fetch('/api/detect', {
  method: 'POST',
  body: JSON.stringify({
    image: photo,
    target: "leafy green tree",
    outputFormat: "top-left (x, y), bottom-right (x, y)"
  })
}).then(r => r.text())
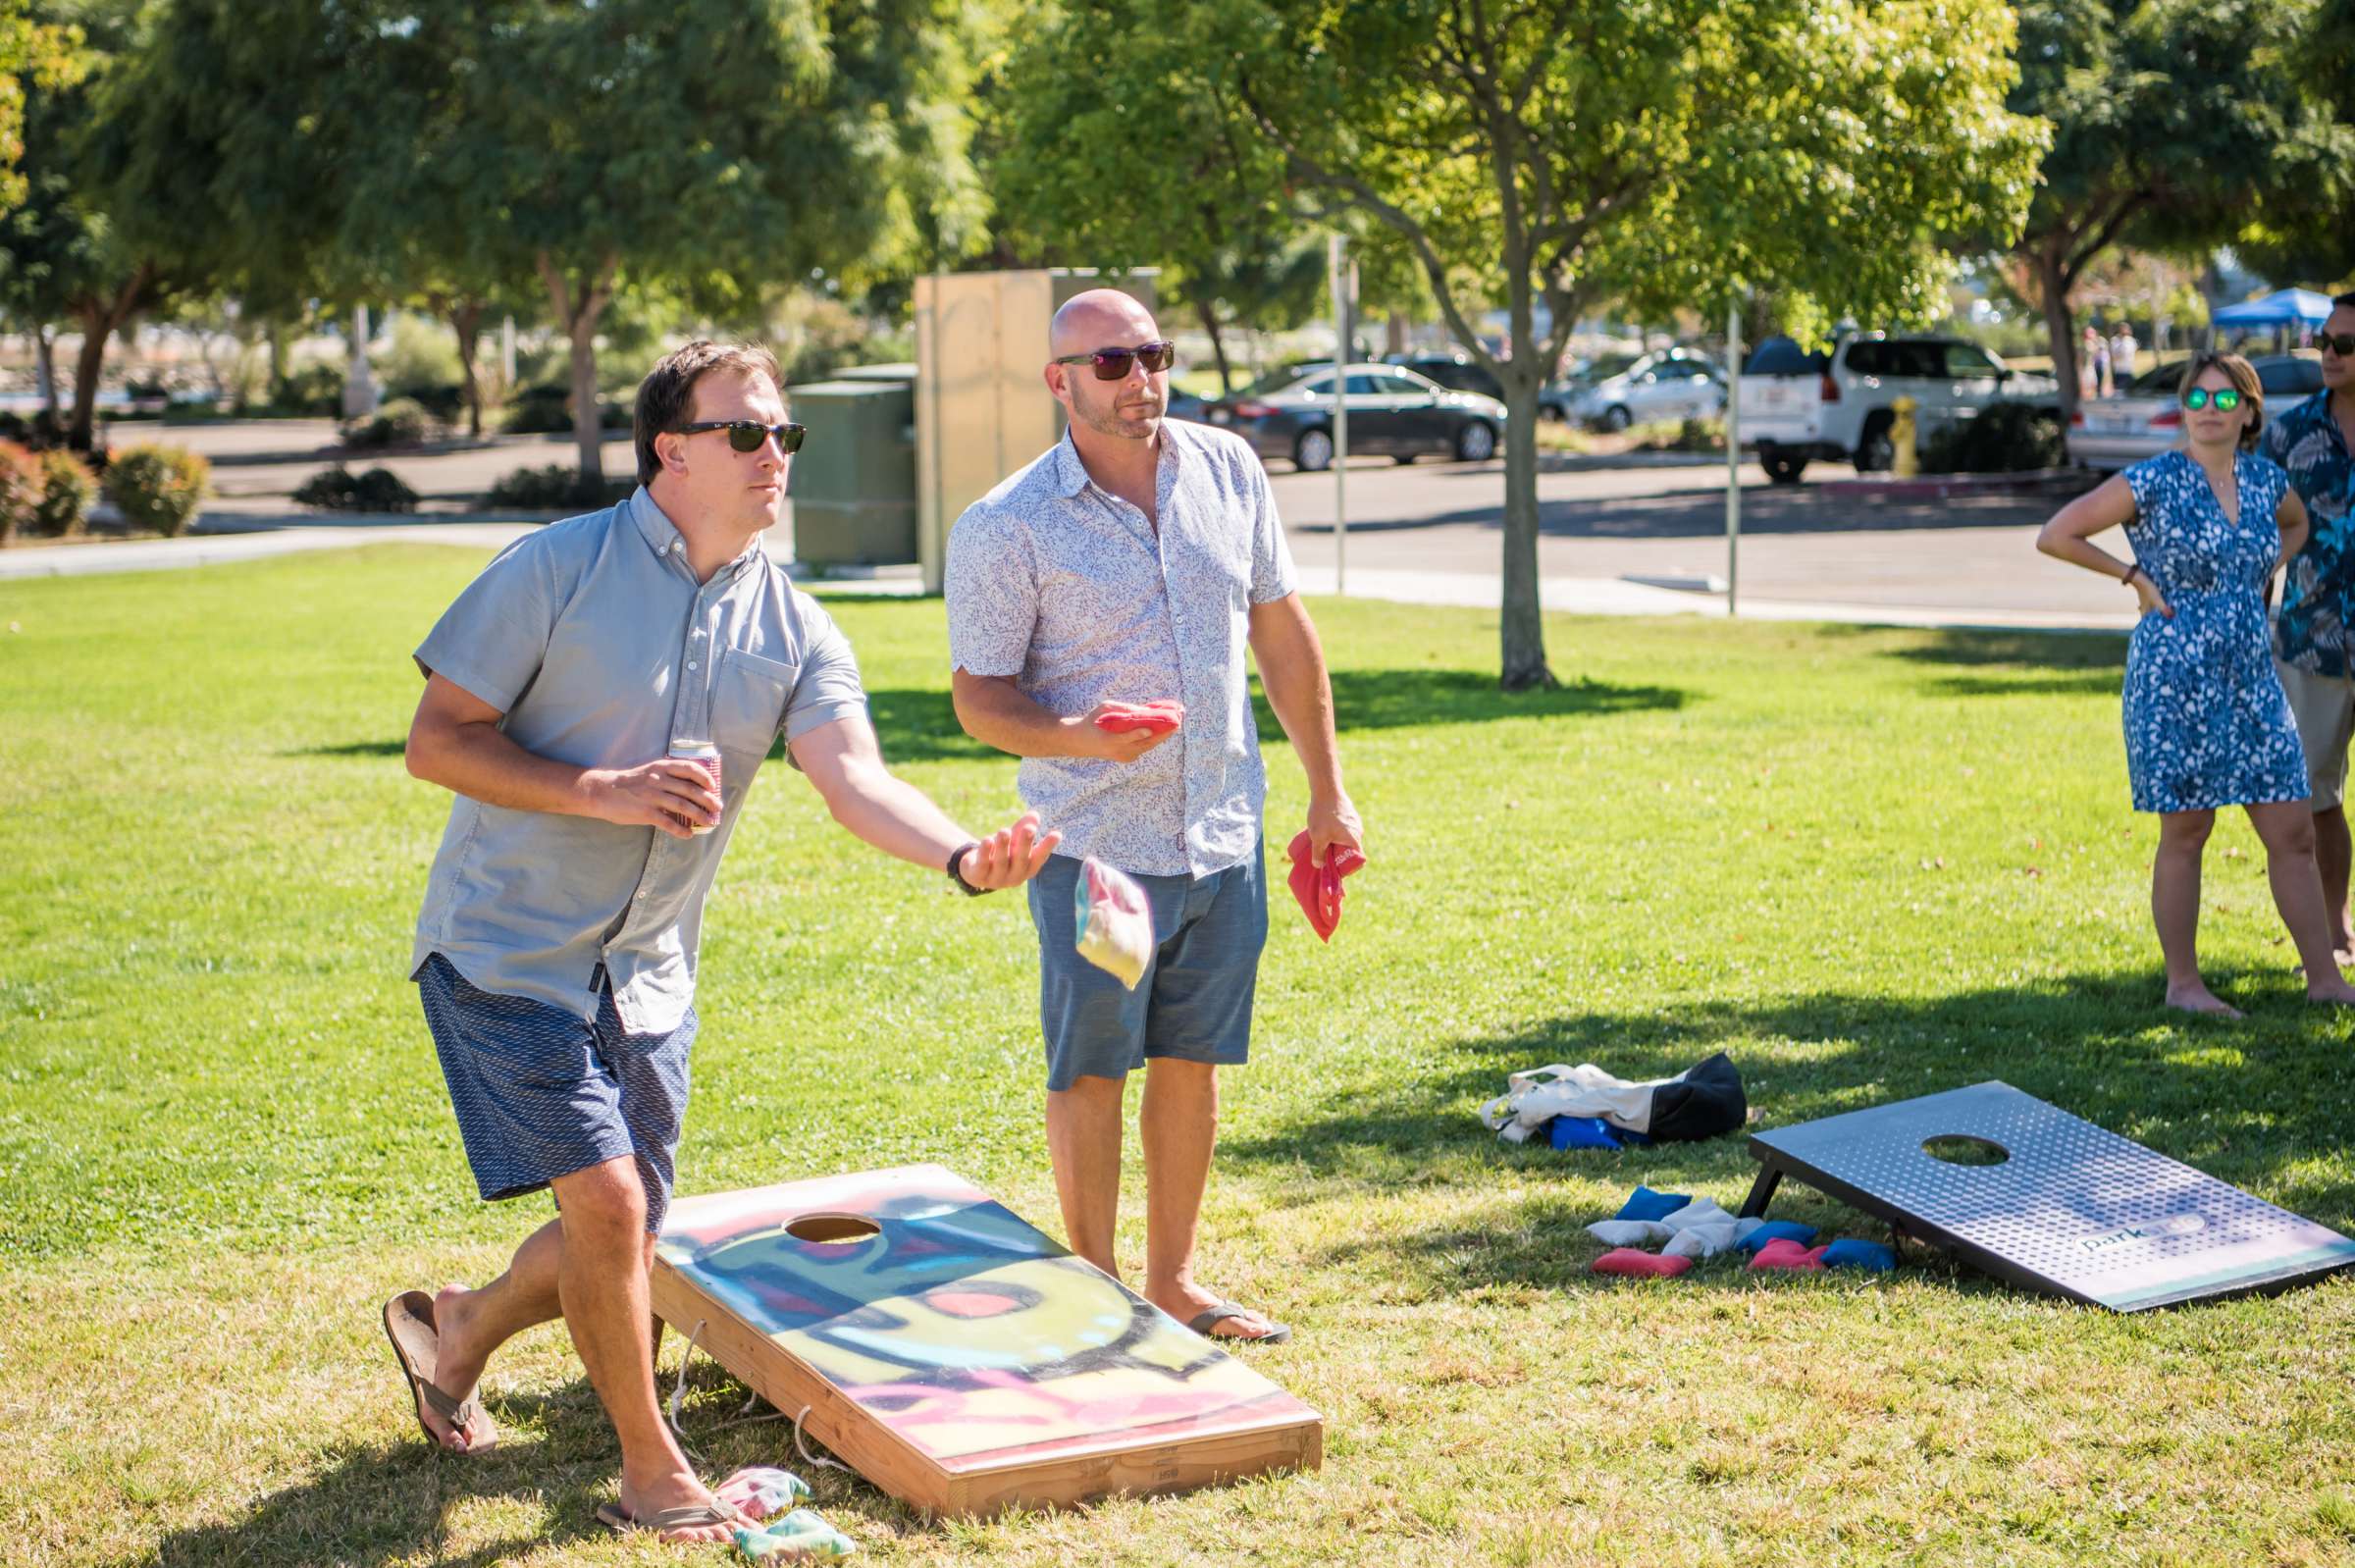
top-left (0, 0), bottom-right (81, 212)
top-left (999, 0), bottom-right (2041, 688)
top-left (2003, 0), bottom-right (2340, 416)
top-left (2233, 0), bottom-right (2355, 290)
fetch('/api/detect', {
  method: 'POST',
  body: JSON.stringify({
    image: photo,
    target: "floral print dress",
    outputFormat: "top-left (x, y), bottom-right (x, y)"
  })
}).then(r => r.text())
top-left (2120, 450), bottom-right (2308, 813)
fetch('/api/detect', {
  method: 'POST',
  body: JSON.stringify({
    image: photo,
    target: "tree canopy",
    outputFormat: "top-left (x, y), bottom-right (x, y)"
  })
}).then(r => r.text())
top-left (999, 0), bottom-right (2044, 687)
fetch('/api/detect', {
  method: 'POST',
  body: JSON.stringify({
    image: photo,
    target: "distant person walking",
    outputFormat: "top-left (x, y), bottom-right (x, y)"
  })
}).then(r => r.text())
top-left (2079, 325), bottom-right (2104, 404)
top-left (2110, 322), bottom-right (2139, 385)
top-left (2263, 290), bottom-right (2355, 957)
top-left (389, 340), bottom-right (1055, 1543)
top-left (2037, 351), bottom-right (2355, 1015)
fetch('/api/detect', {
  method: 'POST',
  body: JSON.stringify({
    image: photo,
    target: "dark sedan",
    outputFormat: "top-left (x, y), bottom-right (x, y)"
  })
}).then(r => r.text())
top-left (1204, 362), bottom-right (1506, 471)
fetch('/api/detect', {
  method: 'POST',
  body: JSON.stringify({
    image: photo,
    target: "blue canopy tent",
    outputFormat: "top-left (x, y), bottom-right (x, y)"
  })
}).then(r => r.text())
top-left (2211, 288), bottom-right (2335, 327)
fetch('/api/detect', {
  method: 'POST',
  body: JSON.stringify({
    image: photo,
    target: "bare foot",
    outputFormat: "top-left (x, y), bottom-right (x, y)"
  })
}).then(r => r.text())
top-left (1148, 1281), bottom-right (1282, 1341)
top-left (419, 1283), bottom-right (498, 1453)
top-left (2164, 984), bottom-right (2243, 1019)
top-left (613, 1470), bottom-right (742, 1543)
top-left (2306, 978), bottom-right (2355, 1005)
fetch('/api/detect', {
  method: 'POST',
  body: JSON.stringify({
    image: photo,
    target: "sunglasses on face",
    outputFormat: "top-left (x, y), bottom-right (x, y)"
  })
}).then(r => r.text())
top-left (1051, 340), bottom-right (1177, 381)
top-left (674, 419), bottom-right (808, 454)
top-left (2316, 332), bottom-right (2355, 356)
top-left (2181, 387), bottom-right (2242, 412)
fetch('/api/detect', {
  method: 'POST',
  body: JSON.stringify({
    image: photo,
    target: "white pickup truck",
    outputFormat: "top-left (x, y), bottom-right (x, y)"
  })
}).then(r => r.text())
top-left (1737, 334), bottom-right (2062, 484)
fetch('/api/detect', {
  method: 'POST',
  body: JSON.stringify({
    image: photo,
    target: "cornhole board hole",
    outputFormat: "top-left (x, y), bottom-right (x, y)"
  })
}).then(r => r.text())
top-left (651, 1164), bottom-right (1322, 1517)
top-left (1739, 1080), bottom-right (2355, 1311)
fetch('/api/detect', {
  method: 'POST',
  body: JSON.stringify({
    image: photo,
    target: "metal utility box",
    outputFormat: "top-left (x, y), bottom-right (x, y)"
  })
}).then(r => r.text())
top-left (785, 378), bottom-right (917, 567)
top-left (914, 269), bottom-right (1157, 593)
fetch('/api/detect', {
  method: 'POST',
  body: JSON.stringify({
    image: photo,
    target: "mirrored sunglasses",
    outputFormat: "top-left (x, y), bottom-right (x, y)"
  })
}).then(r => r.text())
top-left (2181, 388), bottom-right (2242, 412)
top-left (1051, 340), bottom-right (1177, 381)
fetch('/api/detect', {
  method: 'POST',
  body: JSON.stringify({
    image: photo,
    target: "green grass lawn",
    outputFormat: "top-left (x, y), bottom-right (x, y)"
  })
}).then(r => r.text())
top-left (3, 547), bottom-right (2353, 1567)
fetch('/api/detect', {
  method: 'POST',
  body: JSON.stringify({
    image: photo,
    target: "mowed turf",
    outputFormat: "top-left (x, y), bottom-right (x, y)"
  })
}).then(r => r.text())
top-left (3, 545), bottom-right (2352, 1568)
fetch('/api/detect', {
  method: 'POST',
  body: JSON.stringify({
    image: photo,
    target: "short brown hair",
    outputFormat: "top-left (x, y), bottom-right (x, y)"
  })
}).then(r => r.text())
top-left (634, 340), bottom-right (783, 484)
top-left (2179, 351), bottom-right (2264, 451)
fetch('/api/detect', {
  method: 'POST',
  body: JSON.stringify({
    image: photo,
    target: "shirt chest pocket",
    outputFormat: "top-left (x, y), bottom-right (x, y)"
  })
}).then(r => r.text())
top-left (712, 647), bottom-right (796, 764)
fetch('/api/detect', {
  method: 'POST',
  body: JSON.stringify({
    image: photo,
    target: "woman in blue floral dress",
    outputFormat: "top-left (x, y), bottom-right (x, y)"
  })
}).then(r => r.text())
top-left (2038, 353), bottom-right (2355, 1015)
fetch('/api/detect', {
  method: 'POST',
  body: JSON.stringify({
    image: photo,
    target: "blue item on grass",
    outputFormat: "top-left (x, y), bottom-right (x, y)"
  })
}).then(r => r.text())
top-left (1737, 1220), bottom-right (1819, 1254)
top-left (1821, 1238), bottom-right (1895, 1272)
top-left (1615, 1184), bottom-right (1692, 1223)
top-left (1549, 1117), bottom-right (1623, 1150)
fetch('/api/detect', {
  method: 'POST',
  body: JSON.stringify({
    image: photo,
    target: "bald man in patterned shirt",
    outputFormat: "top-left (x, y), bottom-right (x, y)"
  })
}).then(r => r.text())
top-left (946, 290), bottom-right (1362, 1344)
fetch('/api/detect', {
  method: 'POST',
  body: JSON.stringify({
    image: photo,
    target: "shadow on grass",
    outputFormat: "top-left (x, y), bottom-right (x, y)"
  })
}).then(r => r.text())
top-left (1226, 969), bottom-right (2355, 1230)
top-left (130, 1368), bottom-right (904, 1567)
top-left (288, 739), bottom-right (410, 758)
top-left (864, 670), bottom-right (1690, 764)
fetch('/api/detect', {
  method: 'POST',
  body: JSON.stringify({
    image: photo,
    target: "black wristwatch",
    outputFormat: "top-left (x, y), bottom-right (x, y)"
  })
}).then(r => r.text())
top-left (947, 840), bottom-right (987, 896)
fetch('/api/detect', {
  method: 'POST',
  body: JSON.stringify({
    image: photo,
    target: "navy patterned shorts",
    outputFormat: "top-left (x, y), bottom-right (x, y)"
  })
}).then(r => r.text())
top-left (414, 953), bottom-right (694, 1233)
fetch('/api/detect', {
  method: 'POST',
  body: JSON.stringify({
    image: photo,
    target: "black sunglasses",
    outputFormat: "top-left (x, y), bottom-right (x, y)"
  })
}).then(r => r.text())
top-left (674, 419), bottom-right (807, 454)
top-left (1051, 340), bottom-right (1177, 381)
top-left (2316, 332), bottom-right (2355, 356)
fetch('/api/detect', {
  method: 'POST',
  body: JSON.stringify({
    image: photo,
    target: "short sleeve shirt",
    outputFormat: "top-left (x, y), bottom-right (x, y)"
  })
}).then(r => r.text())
top-left (2266, 391), bottom-right (2355, 677)
top-left (944, 421), bottom-right (1297, 877)
top-left (410, 488), bottom-right (868, 1031)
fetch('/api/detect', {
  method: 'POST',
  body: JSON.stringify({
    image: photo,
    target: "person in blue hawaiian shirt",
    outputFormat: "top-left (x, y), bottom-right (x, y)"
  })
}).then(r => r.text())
top-left (2264, 291), bottom-right (2355, 956)
top-left (2038, 352), bottom-right (2355, 1017)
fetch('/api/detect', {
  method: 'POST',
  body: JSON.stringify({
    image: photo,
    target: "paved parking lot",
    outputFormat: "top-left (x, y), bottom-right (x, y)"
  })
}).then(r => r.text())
top-left (18, 419), bottom-right (2125, 628)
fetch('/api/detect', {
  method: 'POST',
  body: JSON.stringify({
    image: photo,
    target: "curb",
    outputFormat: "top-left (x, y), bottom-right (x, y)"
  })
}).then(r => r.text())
top-left (1816, 468), bottom-right (2095, 502)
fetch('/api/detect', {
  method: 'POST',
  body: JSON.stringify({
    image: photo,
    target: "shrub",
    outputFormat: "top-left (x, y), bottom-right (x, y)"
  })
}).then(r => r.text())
top-left (483, 463), bottom-right (636, 511)
top-left (0, 440), bottom-right (38, 544)
top-left (0, 408), bottom-right (65, 450)
top-left (30, 449), bottom-right (98, 537)
top-left (270, 360), bottom-right (345, 416)
top-left (100, 444), bottom-right (211, 537)
top-left (292, 464), bottom-right (420, 513)
top-left (339, 396), bottom-right (436, 449)
top-left (500, 384), bottom-right (631, 434)
top-left (378, 313), bottom-right (464, 396)
top-left (1920, 400), bottom-right (2065, 475)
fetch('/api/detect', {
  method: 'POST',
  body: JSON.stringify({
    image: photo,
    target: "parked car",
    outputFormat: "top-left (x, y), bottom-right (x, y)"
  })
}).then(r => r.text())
top-left (1556, 350), bottom-right (1724, 431)
top-left (1737, 334), bottom-right (2062, 483)
top-left (2068, 354), bottom-right (2327, 472)
top-left (1204, 361), bottom-right (1506, 471)
top-left (1388, 352), bottom-right (1505, 401)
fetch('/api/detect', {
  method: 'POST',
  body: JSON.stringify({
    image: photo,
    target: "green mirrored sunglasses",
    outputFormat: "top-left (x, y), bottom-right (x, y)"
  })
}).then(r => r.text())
top-left (2181, 388), bottom-right (2242, 412)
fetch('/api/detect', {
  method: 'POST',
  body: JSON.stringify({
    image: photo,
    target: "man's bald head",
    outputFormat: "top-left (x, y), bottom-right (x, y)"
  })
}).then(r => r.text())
top-left (1050, 289), bottom-right (1160, 359)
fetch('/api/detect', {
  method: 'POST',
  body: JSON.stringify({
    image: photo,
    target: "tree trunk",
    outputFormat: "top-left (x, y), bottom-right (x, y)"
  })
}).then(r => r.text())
top-left (66, 315), bottom-right (108, 452)
top-left (1192, 293), bottom-right (1233, 394)
top-left (2035, 244), bottom-right (2080, 426)
top-left (448, 299), bottom-right (486, 439)
top-left (1498, 362), bottom-right (1553, 691)
top-left (267, 320), bottom-right (288, 388)
top-left (33, 327), bottom-right (57, 417)
top-left (540, 251), bottom-right (617, 487)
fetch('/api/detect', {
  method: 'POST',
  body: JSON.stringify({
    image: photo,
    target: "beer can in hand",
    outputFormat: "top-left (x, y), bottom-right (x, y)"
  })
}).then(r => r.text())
top-left (668, 738), bottom-right (723, 835)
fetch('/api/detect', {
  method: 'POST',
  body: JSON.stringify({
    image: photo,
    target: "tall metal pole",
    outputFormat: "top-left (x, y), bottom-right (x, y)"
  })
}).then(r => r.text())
top-left (1726, 296), bottom-right (1742, 618)
top-left (1330, 234), bottom-right (1349, 596)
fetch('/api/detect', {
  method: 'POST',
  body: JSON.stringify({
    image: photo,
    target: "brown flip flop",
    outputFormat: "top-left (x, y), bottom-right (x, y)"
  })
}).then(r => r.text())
top-left (382, 1289), bottom-right (497, 1454)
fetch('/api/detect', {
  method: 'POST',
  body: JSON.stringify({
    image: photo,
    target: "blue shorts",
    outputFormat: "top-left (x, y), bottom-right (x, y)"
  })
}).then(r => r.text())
top-left (1026, 848), bottom-right (1268, 1092)
top-left (414, 953), bottom-right (693, 1233)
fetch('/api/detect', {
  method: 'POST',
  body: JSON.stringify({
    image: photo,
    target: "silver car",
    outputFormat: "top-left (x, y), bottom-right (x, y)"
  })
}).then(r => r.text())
top-left (1560, 350), bottom-right (1724, 431)
top-left (2068, 354), bottom-right (2328, 472)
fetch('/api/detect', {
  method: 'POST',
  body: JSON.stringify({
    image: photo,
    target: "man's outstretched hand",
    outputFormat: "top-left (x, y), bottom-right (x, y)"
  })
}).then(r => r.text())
top-left (956, 810), bottom-right (1062, 890)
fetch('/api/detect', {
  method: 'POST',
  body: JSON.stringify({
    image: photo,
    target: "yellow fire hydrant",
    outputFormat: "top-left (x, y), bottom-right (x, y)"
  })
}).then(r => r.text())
top-left (1891, 395), bottom-right (1919, 479)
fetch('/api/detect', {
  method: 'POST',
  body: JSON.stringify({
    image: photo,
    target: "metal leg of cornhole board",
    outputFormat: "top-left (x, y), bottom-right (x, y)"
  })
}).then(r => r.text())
top-left (650, 1165), bottom-right (1323, 1518)
top-left (1738, 1080), bottom-right (2355, 1311)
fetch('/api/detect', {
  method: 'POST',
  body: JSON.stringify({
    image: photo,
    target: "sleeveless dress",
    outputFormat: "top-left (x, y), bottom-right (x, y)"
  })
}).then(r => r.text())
top-left (2120, 450), bottom-right (2308, 812)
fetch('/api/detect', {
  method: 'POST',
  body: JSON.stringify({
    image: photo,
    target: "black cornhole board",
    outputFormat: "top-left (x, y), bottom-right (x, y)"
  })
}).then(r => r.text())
top-left (1740, 1080), bottom-right (2355, 1311)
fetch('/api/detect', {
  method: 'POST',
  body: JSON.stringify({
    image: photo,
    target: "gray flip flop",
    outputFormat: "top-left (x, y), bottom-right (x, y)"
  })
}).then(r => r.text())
top-left (1184, 1300), bottom-right (1292, 1344)
top-left (596, 1498), bottom-right (753, 1538)
top-left (382, 1289), bottom-right (496, 1454)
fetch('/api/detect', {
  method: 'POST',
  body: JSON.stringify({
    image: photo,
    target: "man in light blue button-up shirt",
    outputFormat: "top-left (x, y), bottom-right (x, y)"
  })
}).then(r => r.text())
top-left (390, 341), bottom-right (1055, 1543)
top-left (949, 291), bottom-right (1364, 1347)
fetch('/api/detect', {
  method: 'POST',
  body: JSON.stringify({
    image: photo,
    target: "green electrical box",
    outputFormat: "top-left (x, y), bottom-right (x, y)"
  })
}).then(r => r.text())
top-left (785, 377), bottom-right (917, 567)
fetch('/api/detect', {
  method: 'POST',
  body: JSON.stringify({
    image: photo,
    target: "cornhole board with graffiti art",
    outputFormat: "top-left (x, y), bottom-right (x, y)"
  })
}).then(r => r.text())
top-left (651, 1165), bottom-right (1322, 1517)
top-left (1740, 1080), bottom-right (2355, 1311)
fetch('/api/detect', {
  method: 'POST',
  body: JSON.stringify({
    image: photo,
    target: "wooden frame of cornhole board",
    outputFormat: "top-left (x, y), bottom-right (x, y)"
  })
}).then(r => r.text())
top-left (651, 1165), bottom-right (1322, 1517)
top-left (1740, 1080), bottom-right (2355, 1311)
